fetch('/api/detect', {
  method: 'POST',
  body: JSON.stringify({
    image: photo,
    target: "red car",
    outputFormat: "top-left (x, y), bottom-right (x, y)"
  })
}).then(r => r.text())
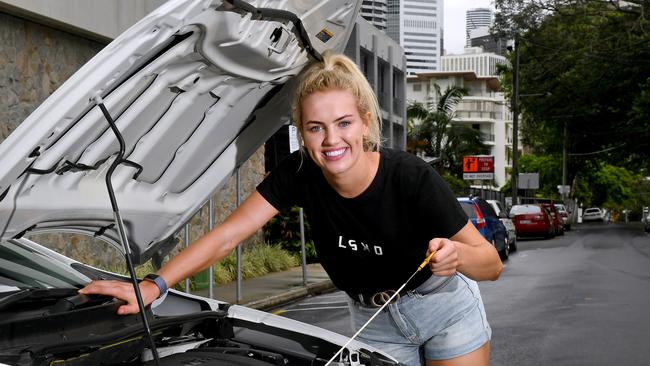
top-left (539, 202), bottom-right (564, 235)
top-left (509, 204), bottom-right (555, 239)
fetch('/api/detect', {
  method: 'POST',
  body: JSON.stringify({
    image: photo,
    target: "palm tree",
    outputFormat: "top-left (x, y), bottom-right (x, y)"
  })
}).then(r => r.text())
top-left (407, 84), bottom-right (486, 176)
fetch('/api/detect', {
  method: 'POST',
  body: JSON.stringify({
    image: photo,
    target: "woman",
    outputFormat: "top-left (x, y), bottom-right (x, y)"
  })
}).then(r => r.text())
top-left (81, 51), bottom-right (502, 366)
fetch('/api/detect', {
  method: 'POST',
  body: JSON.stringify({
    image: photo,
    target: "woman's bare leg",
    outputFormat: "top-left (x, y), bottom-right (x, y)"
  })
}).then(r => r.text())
top-left (425, 341), bottom-right (490, 366)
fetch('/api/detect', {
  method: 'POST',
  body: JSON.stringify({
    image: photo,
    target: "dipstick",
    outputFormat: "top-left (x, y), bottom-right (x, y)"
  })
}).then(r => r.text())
top-left (324, 251), bottom-right (436, 366)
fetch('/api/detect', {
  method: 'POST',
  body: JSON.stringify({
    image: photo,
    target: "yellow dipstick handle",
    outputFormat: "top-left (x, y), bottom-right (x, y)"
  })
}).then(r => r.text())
top-left (418, 251), bottom-right (436, 271)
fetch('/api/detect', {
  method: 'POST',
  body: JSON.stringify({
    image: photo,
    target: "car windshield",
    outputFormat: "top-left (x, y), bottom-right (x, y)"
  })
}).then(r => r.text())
top-left (585, 208), bottom-right (600, 214)
top-left (510, 205), bottom-right (541, 215)
top-left (490, 201), bottom-right (504, 215)
top-left (0, 240), bottom-right (90, 291)
top-left (458, 201), bottom-right (477, 218)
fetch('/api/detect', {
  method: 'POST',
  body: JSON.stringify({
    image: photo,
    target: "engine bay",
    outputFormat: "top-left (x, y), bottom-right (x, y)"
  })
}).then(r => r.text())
top-left (0, 289), bottom-right (396, 366)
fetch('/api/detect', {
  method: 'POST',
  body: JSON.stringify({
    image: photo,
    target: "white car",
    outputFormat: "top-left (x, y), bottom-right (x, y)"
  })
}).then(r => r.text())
top-left (0, 1), bottom-right (399, 365)
top-left (486, 199), bottom-right (517, 252)
top-left (582, 207), bottom-right (605, 222)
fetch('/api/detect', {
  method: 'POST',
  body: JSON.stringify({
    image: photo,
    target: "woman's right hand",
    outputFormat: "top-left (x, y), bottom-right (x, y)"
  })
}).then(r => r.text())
top-left (79, 279), bottom-right (160, 315)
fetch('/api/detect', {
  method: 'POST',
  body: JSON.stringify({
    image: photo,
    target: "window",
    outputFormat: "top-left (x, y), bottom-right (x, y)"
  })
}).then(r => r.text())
top-left (413, 83), bottom-right (422, 91)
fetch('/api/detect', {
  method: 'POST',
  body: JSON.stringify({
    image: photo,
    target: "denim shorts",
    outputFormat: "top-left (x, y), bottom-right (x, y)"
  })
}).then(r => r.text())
top-left (347, 273), bottom-right (491, 365)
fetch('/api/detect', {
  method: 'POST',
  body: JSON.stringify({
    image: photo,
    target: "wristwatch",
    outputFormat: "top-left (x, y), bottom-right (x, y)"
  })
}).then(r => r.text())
top-left (142, 273), bottom-right (168, 298)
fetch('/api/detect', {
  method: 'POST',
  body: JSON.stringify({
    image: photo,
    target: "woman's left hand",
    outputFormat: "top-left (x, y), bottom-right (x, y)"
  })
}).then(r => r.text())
top-left (427, 238), bottom-right (459, 276)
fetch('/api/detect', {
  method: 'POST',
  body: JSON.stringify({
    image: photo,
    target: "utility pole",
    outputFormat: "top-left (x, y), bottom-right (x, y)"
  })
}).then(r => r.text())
top-left (510, 36), bottom-right (520, 205)
top-left (561, 120), bottom-right (567, 202)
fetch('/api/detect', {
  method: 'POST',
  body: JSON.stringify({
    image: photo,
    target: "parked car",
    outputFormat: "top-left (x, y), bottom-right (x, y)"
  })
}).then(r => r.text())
top-left (554, 203), bottom-right (571, 230)
top-left (0, 1), bottom-right (400, 365)
top-left (487, 199), bottom-right (517, 252)
top-left (644, 208), bottom-right (650, 233)
top-left (509, 204), bottom-right (555, 239)
top-left (539, 202), bottom-right (564, 236)
top-left (583, 207), bottom-right (605, 222)
top-left (458, 197), bottom-right (510, 260)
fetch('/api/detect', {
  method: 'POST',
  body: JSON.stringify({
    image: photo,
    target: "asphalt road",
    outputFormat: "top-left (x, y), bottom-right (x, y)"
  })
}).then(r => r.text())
top-left (269, 222), bottom-right (650, 365)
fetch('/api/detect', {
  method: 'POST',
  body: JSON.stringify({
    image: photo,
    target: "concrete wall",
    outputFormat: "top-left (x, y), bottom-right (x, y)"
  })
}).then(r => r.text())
top-left (0, 11), bottom-right (104, 140)
top-left (0, 0), bottom-right (166, 41)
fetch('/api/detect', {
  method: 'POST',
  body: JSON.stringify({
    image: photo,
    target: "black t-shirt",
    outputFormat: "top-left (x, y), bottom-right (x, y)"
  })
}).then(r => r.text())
top-left (256, 148), bottom-right (468, 295)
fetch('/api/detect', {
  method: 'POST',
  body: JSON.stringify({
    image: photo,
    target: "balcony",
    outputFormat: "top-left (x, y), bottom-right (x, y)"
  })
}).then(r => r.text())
top-left (481, 132), bottom-right (495, 143)
top-left (455, 110), bottom-right (502, 120)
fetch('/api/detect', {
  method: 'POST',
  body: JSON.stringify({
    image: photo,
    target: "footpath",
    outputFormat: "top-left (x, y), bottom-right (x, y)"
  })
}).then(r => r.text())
top-left (192, 263), bottom-right (335, 310)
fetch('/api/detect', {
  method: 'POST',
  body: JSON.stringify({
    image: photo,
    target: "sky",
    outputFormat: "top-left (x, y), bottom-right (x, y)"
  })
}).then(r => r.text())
top-left (444, 0), bottom-right (494, 55)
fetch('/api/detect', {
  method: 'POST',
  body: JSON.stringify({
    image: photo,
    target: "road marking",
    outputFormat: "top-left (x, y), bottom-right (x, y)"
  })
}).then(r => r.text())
top-left (312, 293), bottom-right (347, 299)
top-left (299, 299), bottom-right (348, 305)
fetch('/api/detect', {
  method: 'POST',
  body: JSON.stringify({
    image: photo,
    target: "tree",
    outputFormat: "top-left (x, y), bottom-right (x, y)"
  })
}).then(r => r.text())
top-left (494, 0), bottom-right (650, 206)
top-left (407, 85), bottom-right (486, 177)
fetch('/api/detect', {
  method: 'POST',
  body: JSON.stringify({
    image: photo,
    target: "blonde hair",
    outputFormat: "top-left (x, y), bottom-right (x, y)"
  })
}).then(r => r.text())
top-left (291, 51), bottom-right (382, 151)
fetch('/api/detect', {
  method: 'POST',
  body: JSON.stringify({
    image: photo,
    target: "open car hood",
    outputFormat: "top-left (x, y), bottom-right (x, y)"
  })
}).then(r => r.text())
top-left (0, 0), bottom-right (360, 264)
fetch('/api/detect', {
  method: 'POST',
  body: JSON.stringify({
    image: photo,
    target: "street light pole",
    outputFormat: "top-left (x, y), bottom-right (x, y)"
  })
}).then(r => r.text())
top-left (510, 36), bottom-right (520, 205)
top-left (562, 120), bottom-right (567, 202)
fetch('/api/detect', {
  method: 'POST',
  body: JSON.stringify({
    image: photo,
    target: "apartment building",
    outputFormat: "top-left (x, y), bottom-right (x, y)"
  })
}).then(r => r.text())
top-left (407, 48), bottom-right (517, 187)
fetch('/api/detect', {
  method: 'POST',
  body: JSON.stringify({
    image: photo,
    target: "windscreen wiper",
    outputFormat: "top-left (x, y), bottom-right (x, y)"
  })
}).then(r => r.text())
top-left (93, 95), bottom-right (161, 366)
top-left (0, 288), bottom-right (77, 312)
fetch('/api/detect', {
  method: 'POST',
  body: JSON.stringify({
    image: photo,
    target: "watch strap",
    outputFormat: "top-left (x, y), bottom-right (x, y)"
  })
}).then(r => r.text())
top-left (143, 274), bottom-right (168, 298)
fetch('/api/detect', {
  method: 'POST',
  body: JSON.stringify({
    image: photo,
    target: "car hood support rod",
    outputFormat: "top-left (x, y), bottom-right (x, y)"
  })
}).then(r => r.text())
top-left (94, 95), bottom-right (161, 366)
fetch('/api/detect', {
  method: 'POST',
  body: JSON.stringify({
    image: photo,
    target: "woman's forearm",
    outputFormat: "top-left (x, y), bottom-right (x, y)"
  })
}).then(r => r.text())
top-left (155, 191), bottom-right (279, 291)
top-left (156, 227), bottom-right (236, 289)
top-left (456, 240), bottom-right (503, 281)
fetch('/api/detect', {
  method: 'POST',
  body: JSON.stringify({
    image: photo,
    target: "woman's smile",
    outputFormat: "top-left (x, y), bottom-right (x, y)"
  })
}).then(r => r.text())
top-left (323, 147), bottom-right (348, 160)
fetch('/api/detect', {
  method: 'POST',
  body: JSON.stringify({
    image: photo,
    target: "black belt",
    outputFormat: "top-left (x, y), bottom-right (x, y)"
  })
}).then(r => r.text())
top-left (347, 289), bottom-right (401, 308)
top-left (346, 274), bottom-right (452, 308)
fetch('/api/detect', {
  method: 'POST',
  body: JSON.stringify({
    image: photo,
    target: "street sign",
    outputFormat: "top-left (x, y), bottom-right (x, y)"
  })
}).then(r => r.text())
top-left (477, 157), bottom-right (494, 173)
top-left (288, 125), bottom-right (299, 153)
top-left (463, 156), bottom-right (494, 180)
top-left (463, 173), bottom-right (494, 180)
top-left (463, 156), bottom-right (479, 172)
top-left (518, 173), bottom-right (539, 189)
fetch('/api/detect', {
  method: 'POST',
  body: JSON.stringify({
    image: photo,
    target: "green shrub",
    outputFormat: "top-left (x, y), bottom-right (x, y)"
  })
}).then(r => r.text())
top-left (263, 206), bottom-right (318, 262)
top-left (211, 243), bottom-right (299, 285)
top-left (78, 242), bottom-right (299, 290)
top-left (442, 173), bottom-right (469, 196)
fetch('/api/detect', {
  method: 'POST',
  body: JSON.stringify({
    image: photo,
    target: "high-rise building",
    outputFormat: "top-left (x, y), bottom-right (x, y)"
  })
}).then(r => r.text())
top-left (386, 0), bottom-right (444, 76)
top-left (360, 0), bottom-right (388, 31)
top-left (466, 8), bottom-right (492, 46)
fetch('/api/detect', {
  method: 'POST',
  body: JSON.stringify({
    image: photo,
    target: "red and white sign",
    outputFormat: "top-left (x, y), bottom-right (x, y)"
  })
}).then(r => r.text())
top-left (463, 156), bottom-right (494, 180)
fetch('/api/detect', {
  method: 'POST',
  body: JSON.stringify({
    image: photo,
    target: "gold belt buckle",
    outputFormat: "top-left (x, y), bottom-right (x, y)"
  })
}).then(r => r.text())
top-left (370, 290), bottom-right (400, 307)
